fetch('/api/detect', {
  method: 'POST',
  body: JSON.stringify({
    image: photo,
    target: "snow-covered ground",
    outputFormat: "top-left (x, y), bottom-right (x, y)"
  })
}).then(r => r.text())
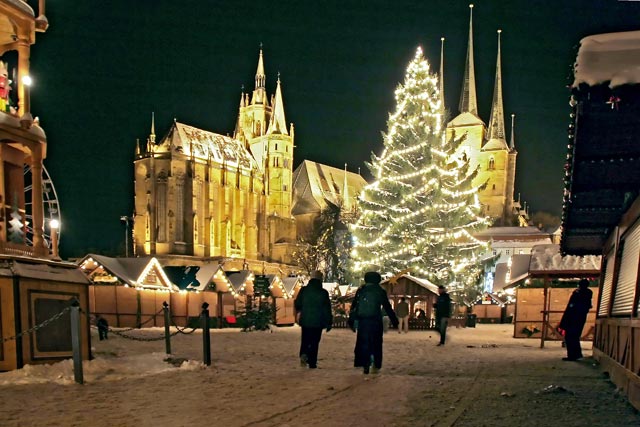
top-left (1, 324), bottom-right (638, 426)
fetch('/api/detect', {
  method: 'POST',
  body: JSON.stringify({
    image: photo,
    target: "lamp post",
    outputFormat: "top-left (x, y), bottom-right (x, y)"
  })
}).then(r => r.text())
top-left (50, 219), bottom-right (60, 260)
top-left (20, 75), bottom-right (33, 128)
top-left (120, 216), bottom-right (131, 258)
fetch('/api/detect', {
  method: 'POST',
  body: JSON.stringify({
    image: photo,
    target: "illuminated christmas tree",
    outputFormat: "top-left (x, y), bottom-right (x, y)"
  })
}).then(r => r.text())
top-left (351, 47), bottom-right (490, 295)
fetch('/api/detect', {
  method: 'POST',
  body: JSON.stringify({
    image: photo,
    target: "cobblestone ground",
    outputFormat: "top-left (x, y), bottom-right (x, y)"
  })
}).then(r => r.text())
top-left (1, 324), bottom-right (638, 426)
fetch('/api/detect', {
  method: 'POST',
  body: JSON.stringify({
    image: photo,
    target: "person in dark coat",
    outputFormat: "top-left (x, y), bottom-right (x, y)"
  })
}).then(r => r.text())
top-left (294, 270), bottom-right (333, 369)
top-left (96, 314), bottom-right (109, 341)
top-left (434, 285), bottom-right (452, 346)
top-left (559, 278), bottom-right (593, 361)
top-left (349, 271), bottom-right (398, 374)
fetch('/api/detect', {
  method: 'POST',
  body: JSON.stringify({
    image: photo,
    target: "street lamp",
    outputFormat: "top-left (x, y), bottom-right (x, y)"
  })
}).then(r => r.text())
top-left (20, 75), bottom-right (33, 128)
top-left (120, 216), bottom-right (131, 257)
top-left (50, 219), bottom-right (60, 260)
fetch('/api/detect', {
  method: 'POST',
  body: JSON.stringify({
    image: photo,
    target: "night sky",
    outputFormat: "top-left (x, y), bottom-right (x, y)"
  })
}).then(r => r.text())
top-left (26, 0), bottom-right (640, 258)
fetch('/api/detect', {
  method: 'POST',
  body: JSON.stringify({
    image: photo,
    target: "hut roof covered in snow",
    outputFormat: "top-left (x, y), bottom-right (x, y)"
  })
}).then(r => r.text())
top-left (528, 244), bottom-right (601, 275)
top-left (562, 30), bottom-right (640, 255)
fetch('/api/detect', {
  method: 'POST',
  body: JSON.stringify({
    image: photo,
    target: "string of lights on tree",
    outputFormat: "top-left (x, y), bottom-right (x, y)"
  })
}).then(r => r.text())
top-left (350, 47), bottom-right (490, 292)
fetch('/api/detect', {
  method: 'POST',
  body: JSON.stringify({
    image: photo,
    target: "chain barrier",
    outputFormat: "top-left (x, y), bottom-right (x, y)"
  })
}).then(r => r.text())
top-left (82, 307), bottom-right (173, 341)
top-left (81, 307), bottom-right (209, 341)
top-left (1, 306), bottom-right (72, 343)
top-left (170, 313), bottom-right (201, 335)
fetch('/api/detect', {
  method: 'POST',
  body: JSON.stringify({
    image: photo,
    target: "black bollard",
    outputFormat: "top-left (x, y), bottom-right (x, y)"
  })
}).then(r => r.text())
top-left (70, 298), bottom-right (84, 385)
top-left (201, 302), bottom-right (211, 366)
top-left (163, 301), bottom-right (171, 355)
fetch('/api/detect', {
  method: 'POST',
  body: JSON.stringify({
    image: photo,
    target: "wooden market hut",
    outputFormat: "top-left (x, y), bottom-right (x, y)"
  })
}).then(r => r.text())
top-left (473, 292), bottom-right (513, 324)
top-left (78, 254), bottom-right (178, 328)
top-left (162, 263), bottom-right (237, 327)
top-left (265, 274), bottom-right (297, 325)
top-left (0, 257), bottom-right (91, 371)
top-left (380, 274), bottom-right (439, 328)
top-left (560, 30), bottom-right (640, 410)
top-left (509, 244), bottom-right (601, 344)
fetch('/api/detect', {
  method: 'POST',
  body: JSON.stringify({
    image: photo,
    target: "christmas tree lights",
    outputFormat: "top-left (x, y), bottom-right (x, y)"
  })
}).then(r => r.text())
top-left (351, 47), bottom-right (490, 294)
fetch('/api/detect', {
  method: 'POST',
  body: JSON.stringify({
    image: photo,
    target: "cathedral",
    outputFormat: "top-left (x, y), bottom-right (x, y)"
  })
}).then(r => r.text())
top-left (133, 50), bottom-right (298, 270)
top-left (446, 5), bottom-right (518, 225)
top-left (132, 5), bottom-right (521, 273)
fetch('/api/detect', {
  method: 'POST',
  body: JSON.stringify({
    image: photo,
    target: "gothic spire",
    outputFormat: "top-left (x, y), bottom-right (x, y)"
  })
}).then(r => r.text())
top-left (255, 48), bottom-right (265, 89)
top-left (510, 113), bottom-right (516, 150)
top-left (267, 74), bottom-right (288, 135)
top-left (459, 4), bottom-right (478, 115)
top-left (488, 29), bottom-right (506, 141)
top-left (439, 37), bottom-right (445, 116)
top-left (149, 112), bottom-right (156, 144)
top-left (252, 48), bottom-right (267, 105)
top-left (342, 163), bottom-right (350, 210)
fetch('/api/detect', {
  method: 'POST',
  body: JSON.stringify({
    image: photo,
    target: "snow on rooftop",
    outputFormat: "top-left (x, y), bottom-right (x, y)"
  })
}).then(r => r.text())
top-left (529, 244), bottom-right (601, 273)
top-left (573, 30), bottom-right (640, 88)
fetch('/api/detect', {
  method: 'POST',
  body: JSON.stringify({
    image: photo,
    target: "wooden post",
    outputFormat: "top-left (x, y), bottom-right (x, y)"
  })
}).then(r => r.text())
top-left (163, 301), bottom-right (171, 355)
top-left (540, 276), bottom-right (549, 349)
top-left (70, 298), bottom-right (84, 385)
top-left (217, 292), bottom-right (223, 329)
top-left (202, 302), bottom-right (211, 366)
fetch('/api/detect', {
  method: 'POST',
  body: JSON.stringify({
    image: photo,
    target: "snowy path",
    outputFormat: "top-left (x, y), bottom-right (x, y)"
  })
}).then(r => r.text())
top-left (1, 325), bottom-right (638, 426)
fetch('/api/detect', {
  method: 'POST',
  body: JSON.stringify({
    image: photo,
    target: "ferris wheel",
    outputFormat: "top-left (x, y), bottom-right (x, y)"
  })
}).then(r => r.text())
top-left (23, 164), bottom-right (61, 248)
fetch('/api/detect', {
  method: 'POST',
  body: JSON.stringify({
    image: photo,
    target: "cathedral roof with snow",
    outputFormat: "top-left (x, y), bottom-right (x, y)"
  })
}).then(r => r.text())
top-left (292, 160), bottom-right (367, 215)
top-left (163, 122), bottom-right (260, 171)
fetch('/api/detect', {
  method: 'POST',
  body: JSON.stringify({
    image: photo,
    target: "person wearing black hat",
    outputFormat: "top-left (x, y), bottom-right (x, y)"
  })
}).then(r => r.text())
top-left (349, 271), bottom-right (398, 374)
top-left (294, 270), bottom-right (333, 369)
top-left (558, 278), bottom-right (593, 361)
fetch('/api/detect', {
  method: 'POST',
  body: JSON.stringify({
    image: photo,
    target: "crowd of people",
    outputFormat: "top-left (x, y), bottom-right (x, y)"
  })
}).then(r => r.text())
top-left (294, 270), bottom-right (453, 375)
top-left (294, 271), bottom-right (593, 374)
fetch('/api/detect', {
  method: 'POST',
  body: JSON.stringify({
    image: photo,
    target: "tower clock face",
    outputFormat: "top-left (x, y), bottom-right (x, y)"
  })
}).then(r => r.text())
top-left (23, 164), bottom-right (61, 248)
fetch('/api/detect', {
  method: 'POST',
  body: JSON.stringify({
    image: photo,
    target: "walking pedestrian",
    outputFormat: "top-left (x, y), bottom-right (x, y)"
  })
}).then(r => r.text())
top-left (294, 270), bottom-right (333, 369)
top-left (349, 271), bottom-right (398, 374)
top-left (396, 297), bottom-right (410, 333)
top-left (434, 285), bottom-right (451, 346)
top-left (558, 278), bottom-right (593, 361)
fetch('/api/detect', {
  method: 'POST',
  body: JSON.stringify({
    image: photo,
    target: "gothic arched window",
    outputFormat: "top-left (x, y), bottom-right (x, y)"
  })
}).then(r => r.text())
top-left (488, 157), bottom-right (495, 170)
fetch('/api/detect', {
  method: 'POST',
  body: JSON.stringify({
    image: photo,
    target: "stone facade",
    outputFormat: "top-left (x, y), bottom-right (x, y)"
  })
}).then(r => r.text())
top-left (133, 50), bottom-right (296, 268)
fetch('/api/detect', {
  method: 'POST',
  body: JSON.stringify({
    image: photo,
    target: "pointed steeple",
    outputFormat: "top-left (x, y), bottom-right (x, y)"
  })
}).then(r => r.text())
top-left (267, 74), bottom-right (288, 135)
top-left (459, 4), bottom-right (478, 115)
top-left (135, 138), bottom-right (140, 156)
top-left (255, 48), bottom-right (265, 89)
top-left (239, 88), bottom-right (245, 108)
top-left (149, 112), bottom-right (156, 144)
top-left (439, 37), bottom-right (445, 116)
top-left (252, 48), bottom-right (267, 105)
top-left (487, 29), bottom-right (506, 141)
top-left (510, 113), bottom-right (516, 150)
top-left (342, 163), bottom-right (350, 210)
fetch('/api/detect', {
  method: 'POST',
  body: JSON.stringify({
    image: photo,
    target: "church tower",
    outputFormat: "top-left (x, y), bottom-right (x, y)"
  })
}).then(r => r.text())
top-left (447, 4), bottom-right (486, 185)
top-left (446, 5), bottom-right (518, 225)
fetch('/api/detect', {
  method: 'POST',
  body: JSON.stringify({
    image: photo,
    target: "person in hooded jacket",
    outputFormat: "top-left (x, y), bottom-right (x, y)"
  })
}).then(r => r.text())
top-left (294, 270), bottom-right (333, 369)
top-left (349, 271), bottom-right (398, 374)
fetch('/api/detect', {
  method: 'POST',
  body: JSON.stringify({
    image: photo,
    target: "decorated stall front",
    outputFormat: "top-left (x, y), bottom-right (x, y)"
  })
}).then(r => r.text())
top-left (79, 254), bottom-right (179, 328)
top-left (380, 274), bottom-right (439, 329)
